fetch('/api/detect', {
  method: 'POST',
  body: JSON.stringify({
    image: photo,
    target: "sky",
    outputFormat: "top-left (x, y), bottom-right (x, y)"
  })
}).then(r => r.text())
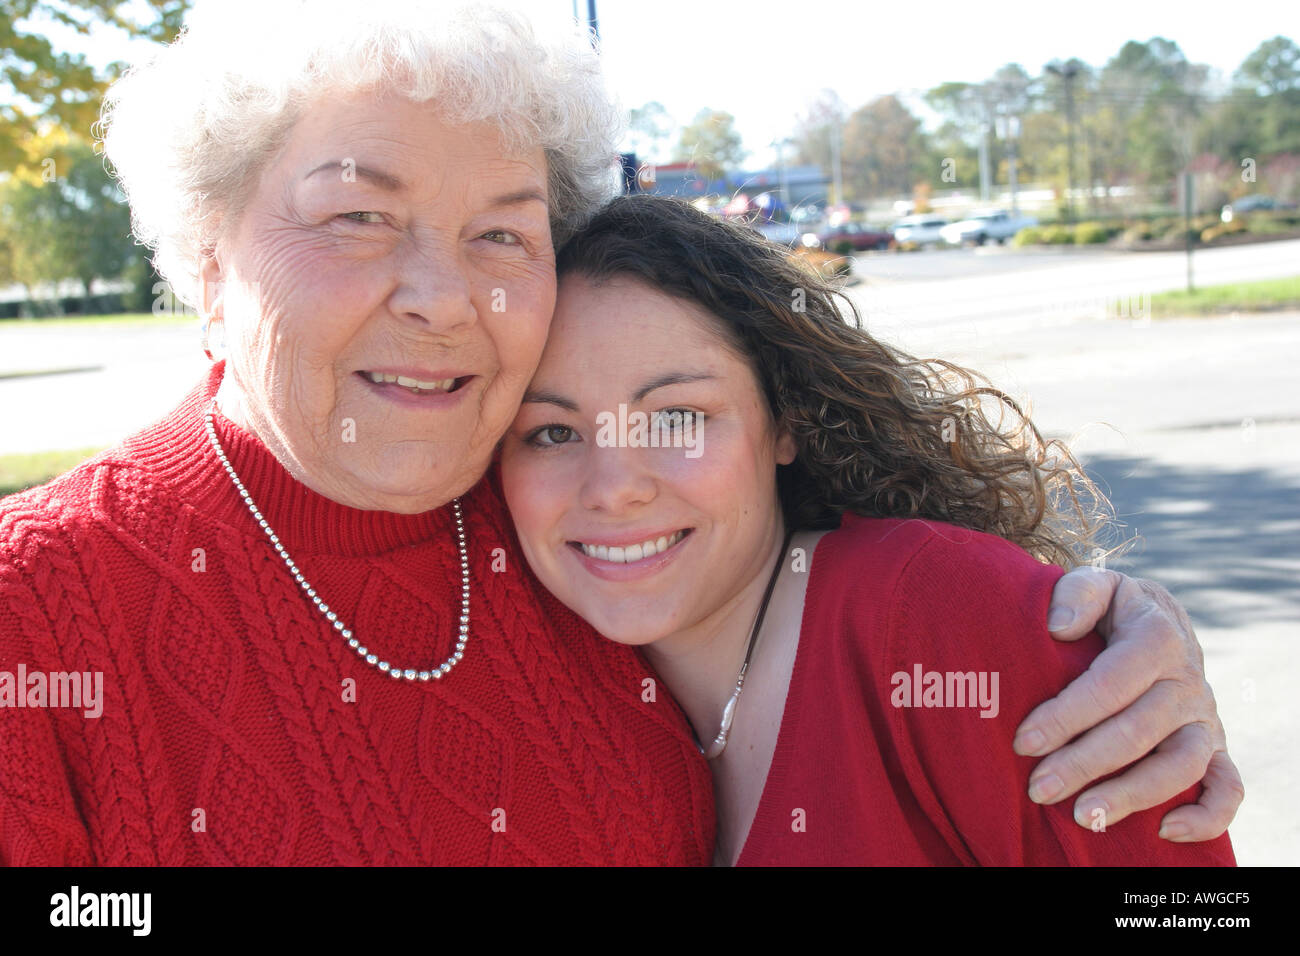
top-left (28, 0), bottom-right (1299, 168)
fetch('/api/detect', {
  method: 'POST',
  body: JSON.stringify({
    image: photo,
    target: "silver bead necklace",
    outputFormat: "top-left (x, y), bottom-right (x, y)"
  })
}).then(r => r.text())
top-left (203, 401), bottom-right (470, 682)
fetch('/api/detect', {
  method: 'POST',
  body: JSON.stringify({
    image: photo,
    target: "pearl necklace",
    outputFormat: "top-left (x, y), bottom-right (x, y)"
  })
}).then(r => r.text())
top-left (203, 402), bottom-right (470, 682)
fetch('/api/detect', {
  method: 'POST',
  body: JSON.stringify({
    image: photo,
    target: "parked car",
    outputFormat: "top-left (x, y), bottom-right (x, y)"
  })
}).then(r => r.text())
top-left (889, 215), bottom-right (950, 246)
top-left (802, 221), bottom-right (894, 251)
top-left (939, 210), bottom-right (1038, 246)
top-left (1221, 195), bottom-right (1297, 222)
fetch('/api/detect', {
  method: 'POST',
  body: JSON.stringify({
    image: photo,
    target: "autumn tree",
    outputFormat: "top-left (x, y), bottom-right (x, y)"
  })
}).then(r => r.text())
top-left (675, 109), bottom-right (745, 181)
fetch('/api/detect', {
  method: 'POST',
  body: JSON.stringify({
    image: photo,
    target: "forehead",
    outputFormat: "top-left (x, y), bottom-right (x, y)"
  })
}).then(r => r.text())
top-left (542, 274), bottom-right (747, 373)
top-left (278, 89), bottom-right (547, 183)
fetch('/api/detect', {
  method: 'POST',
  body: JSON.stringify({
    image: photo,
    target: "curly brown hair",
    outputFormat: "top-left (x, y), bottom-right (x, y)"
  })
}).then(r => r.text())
top-left (555, 195), bottom-right (1118, 568)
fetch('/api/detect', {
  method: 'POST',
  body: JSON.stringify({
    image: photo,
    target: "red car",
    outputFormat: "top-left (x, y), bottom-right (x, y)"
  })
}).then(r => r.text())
top-left (806, 221), bottom-right (894, 251)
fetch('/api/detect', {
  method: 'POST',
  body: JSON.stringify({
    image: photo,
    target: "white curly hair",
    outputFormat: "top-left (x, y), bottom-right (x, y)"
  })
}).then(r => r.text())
top-left (99, 0), bottom-right (622, 308)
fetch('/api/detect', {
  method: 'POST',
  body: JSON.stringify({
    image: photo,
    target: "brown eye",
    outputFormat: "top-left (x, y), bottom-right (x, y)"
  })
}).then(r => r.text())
top-left (528, 424), bottom-right (577, 447)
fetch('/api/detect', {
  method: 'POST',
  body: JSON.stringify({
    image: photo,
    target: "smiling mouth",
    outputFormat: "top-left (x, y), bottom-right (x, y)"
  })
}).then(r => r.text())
top-left (358, 371), bottom-right (472, 395)
top-left (568, 529), bottom-right (692, 564)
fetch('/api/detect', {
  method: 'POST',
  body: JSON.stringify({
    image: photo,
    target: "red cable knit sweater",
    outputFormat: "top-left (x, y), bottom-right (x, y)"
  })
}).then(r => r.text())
top-left (0, 363), bottom-right (715, 865)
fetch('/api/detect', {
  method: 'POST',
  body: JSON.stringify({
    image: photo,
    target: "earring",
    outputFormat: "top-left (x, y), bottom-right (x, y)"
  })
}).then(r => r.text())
top-left (200, 316), bottom-right (224, 361)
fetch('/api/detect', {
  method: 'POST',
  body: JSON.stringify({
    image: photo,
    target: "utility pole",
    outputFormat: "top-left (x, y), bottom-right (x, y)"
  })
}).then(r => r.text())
top-left (830, 116), bottom-right (843, 207)
top-left (576, 0), bottom-right (599, 45)
top-left (997, 111), bottom-right (1021, 216)
top-left (978, 119), bottom-right (991, 202)
top-left (1047, 62), bottom-right (1079, 223)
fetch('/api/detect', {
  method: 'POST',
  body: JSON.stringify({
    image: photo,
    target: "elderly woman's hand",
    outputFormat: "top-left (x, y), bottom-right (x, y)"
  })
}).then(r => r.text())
top-left (1016, 566), bottom-right (1242, 840)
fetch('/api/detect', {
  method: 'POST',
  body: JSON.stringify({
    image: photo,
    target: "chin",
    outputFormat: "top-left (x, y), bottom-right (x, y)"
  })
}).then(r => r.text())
top-left (345, 462), bottom-right (476, 511)
top-left (578, 607), bottom-right (675, 648)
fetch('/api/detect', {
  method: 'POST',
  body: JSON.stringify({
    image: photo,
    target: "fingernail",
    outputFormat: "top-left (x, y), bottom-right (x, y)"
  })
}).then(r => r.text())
top-left (1014, 728), bottom-right (1047, 755)
top-left (1075, 799), bottom-right (1109, 828)
top-left (1029, 773), bottom-right (1064, 803)
top-left (1159, 822), bottom-right (1190, 840)
top-left (1047, 606), bottom-right (1075, 631)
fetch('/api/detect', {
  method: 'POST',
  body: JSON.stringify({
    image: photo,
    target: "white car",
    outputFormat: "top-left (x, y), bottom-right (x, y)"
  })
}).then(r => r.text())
top-left (940, 210), bottom-right (1038, 246)
top-left (890, 215), bottom-right (950, 246)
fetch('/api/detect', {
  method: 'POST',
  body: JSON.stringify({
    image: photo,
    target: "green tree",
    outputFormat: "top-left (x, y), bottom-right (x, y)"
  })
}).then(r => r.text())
top-left (1229, 36), bottom-right (1300, 156)
top-left (1, 1), bottom-right (190, 166)
top-left (0, 141), bottom-right (131, 307)
top-left (675, 109), bottom-right (745, 181)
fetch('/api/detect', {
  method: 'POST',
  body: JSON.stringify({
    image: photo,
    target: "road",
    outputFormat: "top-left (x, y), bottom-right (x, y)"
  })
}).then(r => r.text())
top-left (835, 246), bottom-right (1299, 867)
top-left (1, 240), bottom-right (1296, 864)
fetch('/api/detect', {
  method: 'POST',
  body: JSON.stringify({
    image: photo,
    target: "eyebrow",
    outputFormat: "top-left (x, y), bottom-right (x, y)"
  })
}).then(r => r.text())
top-left (521, 372), bottom-right (716, 411)
top-left (305, 163), bottom-right (547, 209)
top-left (306, 160), bottom-right (404, 191)
top-left (489, 188), bottom-right (548, 209)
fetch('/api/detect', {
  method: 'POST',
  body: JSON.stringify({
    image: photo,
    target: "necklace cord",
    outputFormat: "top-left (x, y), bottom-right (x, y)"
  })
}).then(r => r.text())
top-left (700, 525), bottom-right (795, 759)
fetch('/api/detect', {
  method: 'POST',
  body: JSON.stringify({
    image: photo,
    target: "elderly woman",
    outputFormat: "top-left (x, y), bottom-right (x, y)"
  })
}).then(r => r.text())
top-left (0, 0), bottom-right (1239, 865)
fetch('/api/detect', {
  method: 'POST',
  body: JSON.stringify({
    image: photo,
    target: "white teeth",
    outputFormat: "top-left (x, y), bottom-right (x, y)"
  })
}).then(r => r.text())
top-left (363, 371), bottom-right (456, 391)
top-left (579, 530), bottom-right (686, 563)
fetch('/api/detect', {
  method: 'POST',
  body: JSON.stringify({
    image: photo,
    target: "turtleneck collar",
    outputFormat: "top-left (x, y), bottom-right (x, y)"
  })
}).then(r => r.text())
top-left (122, 361), bottom-right (471, 558)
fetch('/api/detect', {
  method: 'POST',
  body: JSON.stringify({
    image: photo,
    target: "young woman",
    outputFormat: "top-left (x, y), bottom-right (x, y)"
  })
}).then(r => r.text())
top-left (498, 195), bottom-right (1237, 866)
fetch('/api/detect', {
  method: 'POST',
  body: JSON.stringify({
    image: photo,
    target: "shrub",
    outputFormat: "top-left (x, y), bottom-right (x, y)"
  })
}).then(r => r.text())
top-left (1073, 221), bottom-right (1113, 244)
top-left (1040, 225), bottom-right (1073, 245)
top-left (1201, 219), bottom-right (1247, 243)
top-left (1012, 226), bottom-right (1042, 246)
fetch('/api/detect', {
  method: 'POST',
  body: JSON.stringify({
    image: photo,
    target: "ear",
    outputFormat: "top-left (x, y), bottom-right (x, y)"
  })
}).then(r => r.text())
top-left (198, 250), bottom-right (226, 319)
top-left (775, 426), bottom-right (797, 466)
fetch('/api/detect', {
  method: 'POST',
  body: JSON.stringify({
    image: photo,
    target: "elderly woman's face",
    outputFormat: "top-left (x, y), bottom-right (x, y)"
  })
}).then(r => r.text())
top-left (202, 90), bottom-right (555, 512)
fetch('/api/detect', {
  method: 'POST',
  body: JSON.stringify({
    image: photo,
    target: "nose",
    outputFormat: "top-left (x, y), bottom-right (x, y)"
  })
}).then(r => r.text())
top-left (578, 441), bottom-right (658, 515)
top-left (387, 231), bottom-right (478, 334)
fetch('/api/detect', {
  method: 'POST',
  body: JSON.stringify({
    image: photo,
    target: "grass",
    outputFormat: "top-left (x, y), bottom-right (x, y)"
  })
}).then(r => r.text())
top-left (0, 311), bottom-right (198, 330)
top-left (0, 447), bottom-right (105, 498)
top-left (1150, 275), bottom-right (1300, 317)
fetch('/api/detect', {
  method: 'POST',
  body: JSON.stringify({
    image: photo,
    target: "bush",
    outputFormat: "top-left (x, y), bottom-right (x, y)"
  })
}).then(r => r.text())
top-left (1073, 221), bottom-right (1113, 244)
top-left (1012, 226), bottom-right (1042, 246)
top-left (1201, 219), bottom-right (1248, 243)
top-left (1040, 225), bottom-right (1073, 245)
top-left (831, 239), bottom-right (855, 255)
top-left (1121, 223), bottom-right (1154, 242)
top-left (1249, 217), bottom-right (1297, 235)
top-left (1150, 218), bottom-right (1182, 239)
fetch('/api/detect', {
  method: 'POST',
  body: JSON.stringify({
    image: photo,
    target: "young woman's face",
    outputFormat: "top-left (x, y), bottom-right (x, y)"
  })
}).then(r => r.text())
top-left (501, 274), bottom-right (796, 646)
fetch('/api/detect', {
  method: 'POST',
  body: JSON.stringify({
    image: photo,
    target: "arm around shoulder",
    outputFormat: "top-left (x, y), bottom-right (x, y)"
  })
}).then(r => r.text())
top-left (879, 524), bottom-right (1234, 866)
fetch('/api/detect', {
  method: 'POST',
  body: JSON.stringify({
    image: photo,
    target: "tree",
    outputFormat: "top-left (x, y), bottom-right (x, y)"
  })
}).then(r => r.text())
top-left (839, 95), bottom-right (928, 199)
top-left (790, 89), bottom-right (846, 174)
top-left (0, 0), bottom-right (191, 167)
top-left (1234, 35), bottom-right (1300, 96)
top-left (625, 101), bottom-right (674, 165)
top-left (674, 109), bottom-right (745, 181)
top-left (1228, 36), bottom-right (1300, 156)
top-left (0, 140), bottom-right (132, 308)
top-left (1098, 38), bottom-right (1210, 188)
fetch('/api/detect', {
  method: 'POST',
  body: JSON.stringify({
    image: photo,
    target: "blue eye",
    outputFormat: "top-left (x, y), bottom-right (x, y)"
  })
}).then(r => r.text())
top-left (526, 424), bottom-right (578, 447)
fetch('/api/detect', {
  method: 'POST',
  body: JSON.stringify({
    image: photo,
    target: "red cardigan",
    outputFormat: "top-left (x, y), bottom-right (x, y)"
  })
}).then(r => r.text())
top-left (0, 363), bottom-right (714, 865)
top-left (737, 515), bottom-right (1236, 866)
